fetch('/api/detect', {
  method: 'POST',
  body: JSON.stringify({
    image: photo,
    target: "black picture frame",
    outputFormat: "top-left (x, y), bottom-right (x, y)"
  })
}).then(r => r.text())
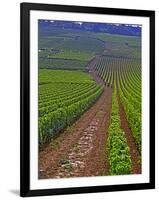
top-left (20, 2), bottom-right (155, 197)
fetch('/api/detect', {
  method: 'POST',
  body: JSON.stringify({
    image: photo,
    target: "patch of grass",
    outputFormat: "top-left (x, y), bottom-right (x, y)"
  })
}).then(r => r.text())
top-left (95, 32), bottom-right (141, 46)
top-left (96, 110), bottom-right (104, 117)
top-left (72, 143), bottom-right (80, 153)
top-left (50, 140), bottom-right (60, 150)
top-left (99, 170), bottom-right (109, 176)
top-left (66, 126), bottom-right (75, 134)
top-left (59, 157), bottom-right (73, 172)
top-left (39, 69), bottom-right (94, 84)
top-left (39, 58), bottom-right (87, 71)
top-left (48, 50), bottom-right (94, 61)
top-left (64, 162), bottom-right (73, 172)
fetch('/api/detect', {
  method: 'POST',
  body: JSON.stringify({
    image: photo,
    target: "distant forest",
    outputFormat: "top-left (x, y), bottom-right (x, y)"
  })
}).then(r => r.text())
top-left (39, 20), bottom-right (141, 36)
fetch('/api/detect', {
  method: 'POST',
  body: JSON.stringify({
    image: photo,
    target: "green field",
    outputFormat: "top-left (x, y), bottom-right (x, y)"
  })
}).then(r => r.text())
top-left (38, 28), bottom-right (105, 71)
top-left (48, 50), bottom-right (93, 61)
top-left (39, 58), bottom-right (87, 70)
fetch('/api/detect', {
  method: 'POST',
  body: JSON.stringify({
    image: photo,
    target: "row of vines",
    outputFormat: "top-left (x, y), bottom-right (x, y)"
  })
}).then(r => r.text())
top-left (93, 55), bottom-right (141, 174)
top-left (38, 70), bottom-right (104, 146)
top-left (108, 80), bottom-right (132, 175)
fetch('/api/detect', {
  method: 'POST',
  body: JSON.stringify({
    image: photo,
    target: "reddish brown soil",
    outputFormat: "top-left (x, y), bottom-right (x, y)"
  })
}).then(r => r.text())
top-left (118, 97), bottom-right (141, 174)
top-left (39, 87), bottom-right (112, 179)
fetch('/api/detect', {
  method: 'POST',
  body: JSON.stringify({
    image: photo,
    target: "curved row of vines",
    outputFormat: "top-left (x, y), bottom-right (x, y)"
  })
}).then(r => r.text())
top-left (38, 70), bottom-right (104, 146)
top-left (93, 55), bottom-right (141, 174)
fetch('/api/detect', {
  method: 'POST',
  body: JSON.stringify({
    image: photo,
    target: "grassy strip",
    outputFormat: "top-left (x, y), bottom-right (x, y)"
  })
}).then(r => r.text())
top-left (38, 58), bottom-right (87, 71)
top-left (48, 50), bottom-right (93, 61)
top-left (39, 69), bottom-right (94, 84)
top-left (108, 83), bottom-right (132, 175)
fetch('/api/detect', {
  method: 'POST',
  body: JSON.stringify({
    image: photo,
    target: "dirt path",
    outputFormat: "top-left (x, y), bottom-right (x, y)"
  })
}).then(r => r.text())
top-left (86, 56), bottom-right (105, 85)
top-left (39, 87), bottom-right (112, 179)
top-left (118, 97), bottom-right (141, 174)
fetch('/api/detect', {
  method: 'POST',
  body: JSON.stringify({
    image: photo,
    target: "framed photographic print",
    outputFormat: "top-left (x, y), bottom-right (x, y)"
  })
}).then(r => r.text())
top-left (20, 2), bottom-right (155, 197)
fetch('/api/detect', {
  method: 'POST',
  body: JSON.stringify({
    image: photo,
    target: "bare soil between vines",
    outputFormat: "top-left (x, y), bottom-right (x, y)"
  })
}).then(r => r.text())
top-left (118, 97), bottom-right (141, 174)
top-left (39, 86), bottom-right (112, 179)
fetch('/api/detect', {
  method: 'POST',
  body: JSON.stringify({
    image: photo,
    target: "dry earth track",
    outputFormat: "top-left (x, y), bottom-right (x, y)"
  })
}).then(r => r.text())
top-left (39, 86), bottom-right (112, 178)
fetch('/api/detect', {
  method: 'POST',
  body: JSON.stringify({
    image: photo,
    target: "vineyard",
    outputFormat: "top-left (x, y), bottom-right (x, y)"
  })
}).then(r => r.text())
top-left (93, 56), bottom-right (141, 154)
top-left (38, 21), bottom-right (142, 178)
top-left (39, 70), bottom-right (103, 145)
